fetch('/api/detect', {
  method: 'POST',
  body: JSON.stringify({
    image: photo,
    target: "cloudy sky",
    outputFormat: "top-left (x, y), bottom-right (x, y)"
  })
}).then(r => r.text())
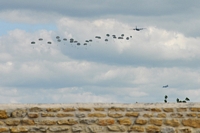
top-left (1, 0), bottom-right (200, 103)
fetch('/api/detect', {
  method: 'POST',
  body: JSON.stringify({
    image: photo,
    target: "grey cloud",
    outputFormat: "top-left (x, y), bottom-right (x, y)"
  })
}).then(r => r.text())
top-left (0, 0), bottom-right (199, 18)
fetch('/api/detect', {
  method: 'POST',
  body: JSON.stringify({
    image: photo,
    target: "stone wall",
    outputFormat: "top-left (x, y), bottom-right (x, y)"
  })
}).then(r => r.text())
top-left (0, 103), bottom-right (200, 133)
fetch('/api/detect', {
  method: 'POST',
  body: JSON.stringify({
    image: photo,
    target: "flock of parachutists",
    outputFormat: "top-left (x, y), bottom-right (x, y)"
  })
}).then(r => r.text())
top-left (31, 33), bottom-right (133, 48)
top-left (30, 27), bottom-right (146, 48)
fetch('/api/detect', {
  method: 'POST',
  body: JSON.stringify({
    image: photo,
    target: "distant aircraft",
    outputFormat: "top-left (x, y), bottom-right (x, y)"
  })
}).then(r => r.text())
top-left (132, 26), bottom-right (145, 31)
top-left (163, 85), bottom-right (168, 88)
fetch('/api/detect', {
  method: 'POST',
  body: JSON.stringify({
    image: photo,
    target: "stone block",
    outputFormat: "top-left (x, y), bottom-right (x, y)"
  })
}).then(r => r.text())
top-left (149, 118), bottom-right (163, 126)
top-left (178, 128), bottom-right (192, 133)
top-left (161, 127), bottom-right (175, 133)
top-left (97, 119), bottom-right (115, 126)
top-left (49, 126), bottom-right (69, 132)
top-left (129, 126), bottom-right (145, 132)
top-left (78, 107), bottom-right (91, 111)
top-left (46, 108), bottom-right (61, 112)
top-left (38, 120), bottom-right (56, 125)
top-left (187, 113), bottom-right (197, 117)
top-left (135, 119), bottom-right (147, 125)
top-left (157, 113), bottom-right (166, 118)
top-left (108, 113), bottom-right (123, 118)
top-left (0, 127), bottom-right (9, 132)
top-left (76, 113), bottom-right (86, 118)
top-left (72, 125), bottom-right (84, 132)
top-left (10, 127), bottom-right (29, 132)
top-left (11, 109), bottom-right (26, 118)
top-left (88, 113), bottom-right (106, 117)
top-left (41, 113), bottom-right (55, 117)
top-left (29, 107), bottom-right (43, 112)
top-left (151, 108), bottom-right (162, 112)
top-left (86, 125), bottom-right (104, 133)
top-left (164, 119), bottom-right (179, 127)
top-left (63, 108), bottom-right (76, 112)
top-left (30, 126), bottom-right (48, 132)
top-left (177, 108), bottom-right (187, 112)
top-left (5, 120), bottom-right (20, 126)
top-left (146, 125), bottom-right (160, 133)
top-left (21, 119), bottom-right (35, 125)
top-left (94, 108), bottom-right (105, 111)
top-left (143, 113), bottom-right (153, 117)
top-left (125, 112), bottom-right (139, 117)
top-left (190, 108), bottom-right (200, 112)
top-left (118, 118), bottom-right (132, 126)
top-left (80, 118), bottom-right (96, 125)
top-left (57, 119), bottom-right (78, 125)
top-left (170, 113), bottom-right (183, 118)
top-left (0, 110), bottom-right (9, 119)
top-left (182, 119), bottom-right (200, 128)
top-left (108, 107), bottom-right (125, 111)
top-left (107, 125), bottom-right (126, 132)
top-left (163, 108), bottom-right (174, 112)
top-left (56, 113), bottom-right (74, 117)
top-left (28, 113), bottom-right (39, 118)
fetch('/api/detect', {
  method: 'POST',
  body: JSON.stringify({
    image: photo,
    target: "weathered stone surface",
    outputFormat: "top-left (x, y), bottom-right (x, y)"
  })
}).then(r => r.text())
top-left (161, 127), bottom-right (175, 133)
top-left (38, 120), bottom-right (56, 125)
top-left (108, 107), bottom-right (125, 111)
top-left (157, 113), bottom-right (166, 118)
top-left (11, 109), bottom-right (26, 118)
top-left (129, 126), bottom-right (144, 132)
top-left (5, 120), bottom-right (20, 126)
top-left (63, 108), bottom-right (76, 112)
top-left (182, 119), bottom-right (200, 128)
top-left (78, 107), bottom-right (91, 111)
top-left (108, 113), bottom-right (123, 118)
top-left (143, 113), bottom-right (153, 117)
top-left (49, 126), bottom-right (69, 132)
top-left (57, 119), bottom-right (78, 125)
top-left (10, 127), bottom-right (29, 133)
top-left (151, 108), bottom-right (162, 112)
top-left (0, 127), bottom-right (9, 132)
top-left (88, 113), bottom-right (106, 117)
top-left (165, 119), bottom-right (179, 127)
top-left (28, 113), bottom-right (39, 118)
top-left (94, 108), bottom-right (104, 111)
top-left (146, 125), bottom-right (160, 133)
top-left (107, 125), bottom-right (126, 132)
top-left (41, 113), bottom-right (55, 117)
top-left (0, 110), bottom-right (9, 119)
top-left (72, 125), bottom-right (83, 132)
top-left (149, 118), bottom-right (163, 126)
top-left (187, 113), bottom-right (197, 117)
top-left (118, 118), bottom-right (132, 126)
top-left (125, 112), bottom-right (139, 117)
top-left (163, 108), bottom-right (174, 112)
top-left (170, 113), bottom-right (183, 118)
top-left (76, 113), bottom-right (85, 118)
top-left (29, 107), bottom-right (42, 112)
top-left (190, 108), bottom-right (200, 112)
top-left (80, 118), bottom-right (96, 125)
top-left (135, 119), bottom-right (147, 125)
top-left (0, 121), bottom-right (4, 125)
top-left (21, 119), bottom-right (35, 125)
top-left (46, 108), bottom-right (61, 112)
top-left (177, 108), bottom-right (187, 112)
top-left (30, 126), bottom-right (48, 132)
top-left (86, 125), bottom-right (104, 133)
top-left (97, 119), bottom-right (115, 126)
top-left (56, 113), bottom-right (74, 117)
top-left (178, 128), bottom-right (192, 133)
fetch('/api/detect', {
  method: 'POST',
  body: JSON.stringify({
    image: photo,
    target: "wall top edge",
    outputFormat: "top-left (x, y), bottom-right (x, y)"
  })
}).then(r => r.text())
top-left (0, 103), bottom-right (199, 109)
